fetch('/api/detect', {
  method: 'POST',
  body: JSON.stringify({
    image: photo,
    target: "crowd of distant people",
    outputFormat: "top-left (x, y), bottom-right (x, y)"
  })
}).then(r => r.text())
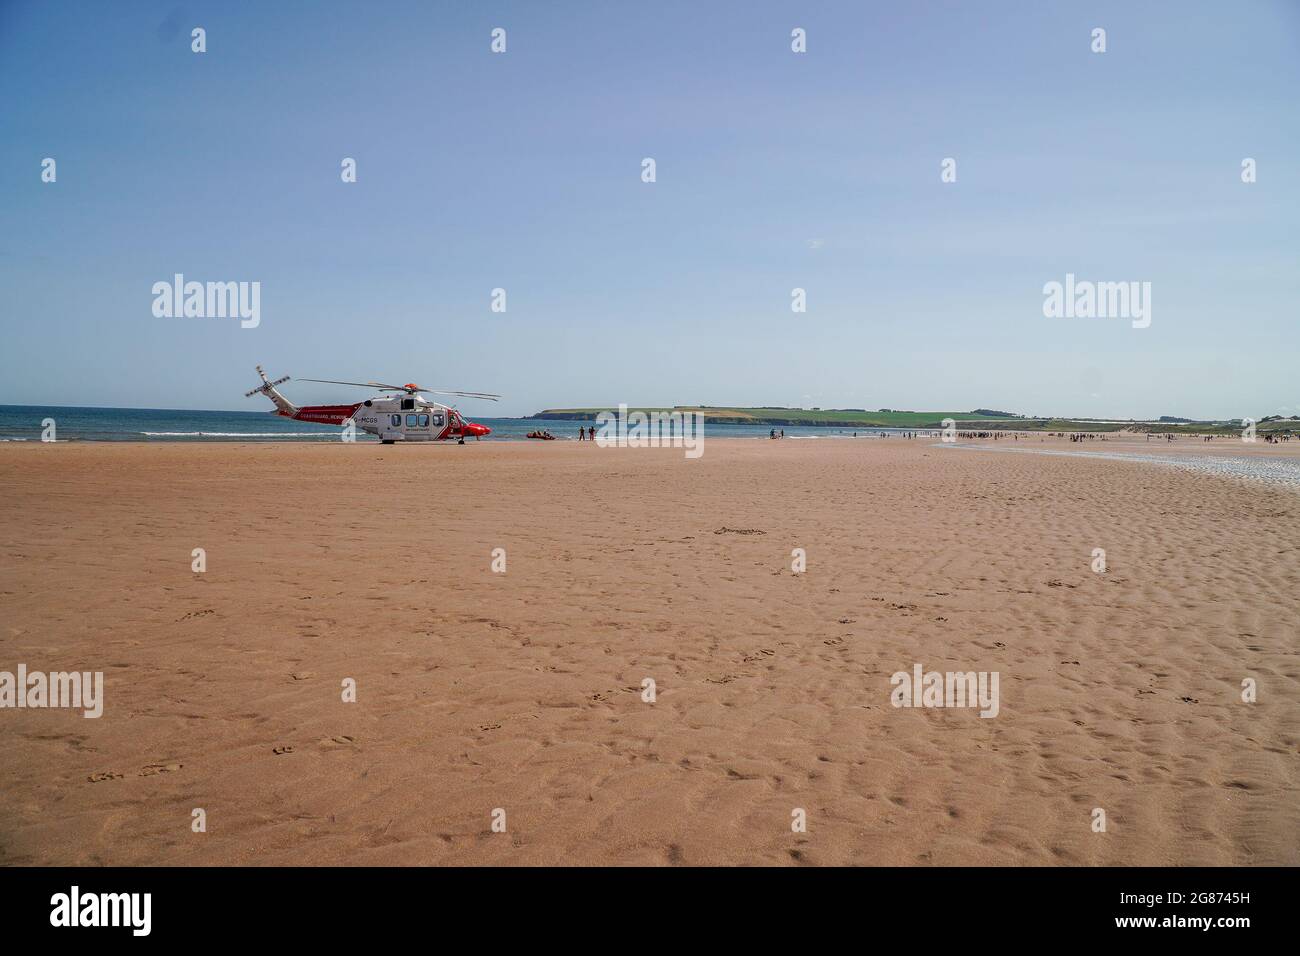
top-left (955, 431), bottom-right (1016, 440)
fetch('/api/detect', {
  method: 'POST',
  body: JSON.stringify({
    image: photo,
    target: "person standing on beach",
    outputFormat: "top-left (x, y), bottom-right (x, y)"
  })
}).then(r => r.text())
top-left (588, 425), bottom-right (595, 441)
top-left (577, 427), bottom-right (585, 441)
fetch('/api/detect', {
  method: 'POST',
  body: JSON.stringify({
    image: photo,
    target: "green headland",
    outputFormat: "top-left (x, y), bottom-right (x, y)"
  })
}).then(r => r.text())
top-left (527, 407), bottom-right (1300, 435)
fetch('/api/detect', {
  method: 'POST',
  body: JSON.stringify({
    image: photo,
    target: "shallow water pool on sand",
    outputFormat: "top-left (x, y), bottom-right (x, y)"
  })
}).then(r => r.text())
top-left (940, 442), bottom-right (1300, 491)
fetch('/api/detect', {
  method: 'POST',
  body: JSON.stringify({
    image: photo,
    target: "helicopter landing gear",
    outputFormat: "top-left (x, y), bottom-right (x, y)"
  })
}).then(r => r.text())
top-left (458, 438), bottom-right (465, 445)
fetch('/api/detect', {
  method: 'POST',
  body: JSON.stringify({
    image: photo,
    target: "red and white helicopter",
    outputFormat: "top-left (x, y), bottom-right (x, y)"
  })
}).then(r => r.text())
top-left (245, 365), bottom-right (499, 443)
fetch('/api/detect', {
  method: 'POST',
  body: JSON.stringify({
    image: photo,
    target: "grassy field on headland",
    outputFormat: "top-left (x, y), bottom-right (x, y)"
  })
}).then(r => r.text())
top-left (529, 406), bottom-right (1300, 435)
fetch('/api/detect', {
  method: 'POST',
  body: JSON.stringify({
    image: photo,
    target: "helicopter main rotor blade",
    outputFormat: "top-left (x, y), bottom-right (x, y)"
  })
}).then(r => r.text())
top-left (427, 389), bottom-right (501, 401)
top-left (299, 379), bottom-right (500, 400)
top-left (297, 378), bottom-right (397, 390)
top-left (297, 374), bottom-right (413, 390)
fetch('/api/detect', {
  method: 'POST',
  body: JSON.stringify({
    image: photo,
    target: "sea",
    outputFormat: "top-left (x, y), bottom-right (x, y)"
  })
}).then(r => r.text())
top-left (0, 405), bottom-right (922, 443)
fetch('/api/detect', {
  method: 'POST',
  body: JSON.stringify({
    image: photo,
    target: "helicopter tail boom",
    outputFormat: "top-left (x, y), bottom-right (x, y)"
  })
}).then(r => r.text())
top-left (291, 403), bottom-right (364, 426)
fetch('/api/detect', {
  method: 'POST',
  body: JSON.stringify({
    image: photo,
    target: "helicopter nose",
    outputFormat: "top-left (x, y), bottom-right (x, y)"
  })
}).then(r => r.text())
top-left (465, 422), bottom-right (490, 437)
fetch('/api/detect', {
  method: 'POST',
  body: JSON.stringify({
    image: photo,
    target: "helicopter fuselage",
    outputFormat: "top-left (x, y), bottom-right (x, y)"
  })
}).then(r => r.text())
top-left (346, 395), bottom-right (489, 442)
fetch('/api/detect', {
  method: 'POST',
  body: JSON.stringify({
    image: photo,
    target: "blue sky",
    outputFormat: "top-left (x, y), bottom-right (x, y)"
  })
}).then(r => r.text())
top-left (2, 0), bottom-right (1297, 418)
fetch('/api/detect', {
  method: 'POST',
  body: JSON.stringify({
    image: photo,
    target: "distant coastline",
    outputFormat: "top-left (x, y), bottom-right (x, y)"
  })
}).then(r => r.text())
top-left (527, 406), bottom-right (1300, 435)
top-left (529, 406), bottom-right (1020, 427)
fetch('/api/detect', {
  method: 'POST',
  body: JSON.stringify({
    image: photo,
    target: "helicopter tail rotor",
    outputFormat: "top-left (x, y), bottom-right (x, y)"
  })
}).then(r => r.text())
top-left (244, 365), bottom-right (297, 417)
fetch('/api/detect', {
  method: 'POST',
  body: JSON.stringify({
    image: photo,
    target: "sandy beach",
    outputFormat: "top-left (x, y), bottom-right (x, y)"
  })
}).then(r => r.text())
top-left (1, 436), bottom-right (1297, 866)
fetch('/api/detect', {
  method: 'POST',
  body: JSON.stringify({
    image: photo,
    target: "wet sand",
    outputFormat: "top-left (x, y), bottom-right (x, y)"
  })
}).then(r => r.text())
top-left (1, 437), bottom-right (1297, 865)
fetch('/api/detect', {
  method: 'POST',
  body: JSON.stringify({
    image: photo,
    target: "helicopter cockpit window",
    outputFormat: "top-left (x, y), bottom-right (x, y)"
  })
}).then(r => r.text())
top-left (432, 413), bottom-right (444, 427)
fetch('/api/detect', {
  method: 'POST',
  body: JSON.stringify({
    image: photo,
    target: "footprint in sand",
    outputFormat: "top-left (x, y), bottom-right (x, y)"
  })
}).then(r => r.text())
top-left (87, 771), bottom-right (124, 783)
top-left (138, 763), bottom-right (183, 776)
top-left (272, 745), bottom-right (295, 755)
top-left (319, 735), bottom-right (355, 749)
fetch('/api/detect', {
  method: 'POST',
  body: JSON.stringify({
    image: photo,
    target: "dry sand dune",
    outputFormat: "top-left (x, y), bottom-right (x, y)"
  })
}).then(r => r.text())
top-left (1, 437), bottom-right (1297, 865)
